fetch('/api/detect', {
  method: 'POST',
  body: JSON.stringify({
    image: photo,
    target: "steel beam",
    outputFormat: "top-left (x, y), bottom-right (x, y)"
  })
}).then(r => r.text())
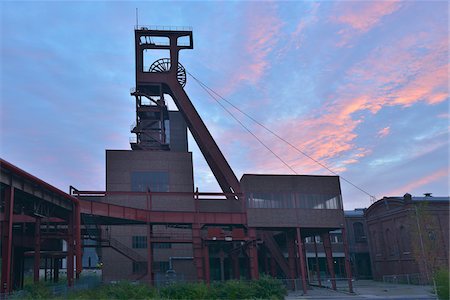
top-left (34, 217), bottom-right (41, 283)
top-left (203, 242), bottom-right (210, 285)
top-left (322, 232), bottom-right (336, 290)
top-left (1, 186), bottom-right (14, 293)
top-left (78, 199), bottom-right (246, 225)
top-left (296, 228), bottom-right (308, 294)
top-left (67, 215), bottom-right (74, 287)
top-left (313, 237), bottom-right (322, 287)
top-left (341, 227), bottom-right (353, 293)
top-left (248, 228), bottom-right (259, 280)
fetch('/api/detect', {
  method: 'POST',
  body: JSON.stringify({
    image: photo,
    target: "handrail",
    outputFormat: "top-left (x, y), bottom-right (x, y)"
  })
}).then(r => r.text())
top-left (135, 25), bottom-right (192, 31)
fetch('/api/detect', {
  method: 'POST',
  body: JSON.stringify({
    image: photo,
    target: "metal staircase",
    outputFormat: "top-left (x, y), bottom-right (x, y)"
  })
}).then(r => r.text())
top-left (261, 231), bottom-right (290, 277)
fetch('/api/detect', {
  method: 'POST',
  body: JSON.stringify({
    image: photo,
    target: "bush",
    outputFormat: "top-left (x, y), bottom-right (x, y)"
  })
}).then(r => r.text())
top-left (210, 280), bottom-right (254, 299)
top-left (250, 275), bottom-right (287, 300)
top-left (159, 282), bottom-right (209, 299)
top-left (18, 282), bottom-right (53, 299)
top-left (435, 269), bottom-right (449, 300)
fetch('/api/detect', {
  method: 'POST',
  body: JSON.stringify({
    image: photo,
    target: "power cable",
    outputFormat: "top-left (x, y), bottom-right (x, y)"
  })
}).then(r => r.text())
top-left (187, 71), bottom-right (376, 200)
top-left (189, 73), bottom-right (298, 174)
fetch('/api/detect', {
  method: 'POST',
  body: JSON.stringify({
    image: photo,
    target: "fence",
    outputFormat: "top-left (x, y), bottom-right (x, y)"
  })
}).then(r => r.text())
top-left (382, 273), bottom-right (425, 285)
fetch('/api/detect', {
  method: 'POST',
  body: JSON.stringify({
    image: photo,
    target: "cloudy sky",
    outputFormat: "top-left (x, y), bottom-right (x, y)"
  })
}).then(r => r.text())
top-left (1, 1), bottom-right (448, 210)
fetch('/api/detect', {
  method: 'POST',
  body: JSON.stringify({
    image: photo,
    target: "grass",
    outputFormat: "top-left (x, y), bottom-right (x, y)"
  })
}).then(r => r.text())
top-left (434, 269), bottom-right (449, 300)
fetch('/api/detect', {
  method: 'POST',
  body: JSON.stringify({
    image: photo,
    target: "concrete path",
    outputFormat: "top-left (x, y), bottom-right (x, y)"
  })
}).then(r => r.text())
top-left (286, 280), bottom-right (437, 300)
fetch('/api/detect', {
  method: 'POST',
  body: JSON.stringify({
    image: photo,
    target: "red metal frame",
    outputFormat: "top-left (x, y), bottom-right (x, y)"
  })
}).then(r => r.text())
top-left (0, 159), bottom-right (82, 292)
top-left (296, 228), bottom-right (308, 294)
top-left (1, 186), bottom-right (14, 293)
top-left (322, 232), bottom-right (337, 290)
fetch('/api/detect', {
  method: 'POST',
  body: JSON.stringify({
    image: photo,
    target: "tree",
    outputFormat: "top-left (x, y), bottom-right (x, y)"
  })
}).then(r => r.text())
top-left (409, 201), bottom-right (447, 286)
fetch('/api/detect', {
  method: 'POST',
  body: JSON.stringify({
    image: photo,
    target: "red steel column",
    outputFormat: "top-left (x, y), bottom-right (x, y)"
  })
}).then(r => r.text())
top-left (232, 252), bottom-right (240, 279)
top-left (147, 223), bottom-right (153, 285)
top-left (1, 186), bottom-right (14, 293)
top-left (313, 237), bottom-right (322, 287)
top-left (146, 192), bottom-right (153, 285)
top-left (270, 256), bottom-right (277, 277)
top-left (74, 204), bottom-right (82, 279)
top-left (322, 232), bottom-right (336, 290)
top-left (203, 242), bottom-right (210, 285)
top-left (67, 215), bottom-right (74, 287)
top-left (192, 224), bottom-right (204, 282)
top-left (296, 228), bottom-right (308, 294)
top-left (287, 234), bottom-right (297, 290)
top-left (248, 228), bottom-right (259, 280)
top-left (34, 217), bottom-right (41, 283)
top-left (341, 227), bottom-right (353, 293)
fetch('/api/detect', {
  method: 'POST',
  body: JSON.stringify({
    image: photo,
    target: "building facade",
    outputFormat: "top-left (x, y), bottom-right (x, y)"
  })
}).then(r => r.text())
top-left (365, 194), bottom-right (449, 283)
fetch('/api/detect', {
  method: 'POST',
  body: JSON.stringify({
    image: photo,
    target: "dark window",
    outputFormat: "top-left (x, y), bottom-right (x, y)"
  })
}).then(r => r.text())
top-left (153, 261), bottom-right (170, 272)
top-left (132, 262), bottom-right (147, 274)
top-left (353, 222), bottom-right (366, 242)
top-left (153, 243), bottom-right (171, 249)
top-left (131, 171), bottom-right (169, 192)
top-left (132, 236), bottom-right (147, 249)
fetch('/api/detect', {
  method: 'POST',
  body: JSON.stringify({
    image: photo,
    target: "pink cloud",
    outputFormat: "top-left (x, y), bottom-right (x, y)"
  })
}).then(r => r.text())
top-left (332, 1), bottom-right (403, 46)
top-left (222, 27), bottom-right (447, 176)
top-left (377, 126), bottom-right (390, 138)
top-left (386, 168), bottom-right (449, 196)
top-left (221, 3), bottom-right (284, 94)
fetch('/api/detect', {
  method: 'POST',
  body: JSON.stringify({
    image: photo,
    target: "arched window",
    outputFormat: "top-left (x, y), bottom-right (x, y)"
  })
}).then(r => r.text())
top-left (385, 228), bottom-right (394, 256)
top-left (399, 225), bottom-right (410, 254)
top-left (353, 222), bottom-right (366, 242)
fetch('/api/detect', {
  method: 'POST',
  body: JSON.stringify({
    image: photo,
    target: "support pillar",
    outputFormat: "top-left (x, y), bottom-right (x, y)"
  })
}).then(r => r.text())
top-left (44, 258), bottom-right (48, 281)
top-left (270, 256), bottom-right (277, 277)
top-left (1, 186), bottom-right (14, 294)
top-left (341, 228), bottom-right (353, 293)
top-left (53, 258), bottom-right (59, 283)
top-left (218, 249), bottom-right (225, 281)
top-left (231, 252), bottom-right (240, 280)
top-left (322, 232), bottom-right (336, 290)
top-left (34, 217), bottom-right (41, 283)
top-left (203, 242), bottom-right (210, 285)
top-left (248, 228), bottom-right (259, 280)
top-left (146, 224), bottom-right (153, 285)
top-left (67, 215), bottom-right (74, 287)
top-left (313, 236), bottom-right (322, 287)
top-left (192, 224), bottom-right (204, 282)
top-left (74, 204), bottom-right (82, 279)
top-left (296, 228), bottom-right (308, 294)
top-left (287, 234), bottom-right (296, 290)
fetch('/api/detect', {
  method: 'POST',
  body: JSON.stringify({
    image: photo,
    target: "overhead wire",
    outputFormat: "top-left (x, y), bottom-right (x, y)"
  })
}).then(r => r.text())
top-left (187, 71), bottom-right (376, 200)
top-left (188, 72), bottom-right (298, 174)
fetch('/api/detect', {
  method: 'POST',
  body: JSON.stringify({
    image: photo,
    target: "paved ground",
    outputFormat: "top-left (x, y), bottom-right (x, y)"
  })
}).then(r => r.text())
top-left (286, 280), bottom-right (437, 300)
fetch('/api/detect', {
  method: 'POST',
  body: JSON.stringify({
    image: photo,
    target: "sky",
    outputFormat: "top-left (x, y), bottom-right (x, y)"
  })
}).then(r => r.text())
top-left (1, 1), bottom-right (448, 210)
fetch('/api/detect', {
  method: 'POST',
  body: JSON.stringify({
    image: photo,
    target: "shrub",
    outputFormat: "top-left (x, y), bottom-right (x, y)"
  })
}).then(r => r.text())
top-left (210, 280), bottom-right (254, 299)
top-left (250, 275), bottom-right (287, 300)
top-left (159, 282), bottom-right (209, 299)
top-left (435, 269), bottom-right (449, 300)
top-left (18, 282), bottom-right (52, 299)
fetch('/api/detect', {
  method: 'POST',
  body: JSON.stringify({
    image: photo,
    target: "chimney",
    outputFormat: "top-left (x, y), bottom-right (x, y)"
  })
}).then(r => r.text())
top-left (403, 193), bottom-right (412, 203)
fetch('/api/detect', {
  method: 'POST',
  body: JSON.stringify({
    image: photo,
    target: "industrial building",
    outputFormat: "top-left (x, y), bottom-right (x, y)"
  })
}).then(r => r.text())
top-left (1, 27), bottom-right (354, 294)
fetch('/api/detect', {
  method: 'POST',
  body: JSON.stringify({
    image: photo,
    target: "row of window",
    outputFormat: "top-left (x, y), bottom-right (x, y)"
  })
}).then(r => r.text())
top-left (132, 261), bottom-right (170, 274)
top-left (246, 193), bottom-right (342, 209)
top-left (132, 236), bottom-right (172, 249)
top-left (131, 171), bottom-right (169, 192)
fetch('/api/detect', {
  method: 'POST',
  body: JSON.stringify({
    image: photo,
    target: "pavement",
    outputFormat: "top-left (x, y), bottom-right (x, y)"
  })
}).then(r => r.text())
top-left (285, 280), bottom-right (437, 300)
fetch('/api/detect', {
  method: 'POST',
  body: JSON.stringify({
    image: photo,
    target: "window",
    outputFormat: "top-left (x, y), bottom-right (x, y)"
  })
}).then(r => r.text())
top-left (246, 193), bottom-right (342, 210)
top-left (132, 262), bottom-right (147, 274)
top-left (132, 236), bottom-right (147, 249)
top-left (353, 222), bottom-right (366, 242)
top-left (153, 261), bottom-right (170, 272)
top-left (131, 171), bottom-right (169, 192)
top-left (153, 243), bottom-right (171, 249)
